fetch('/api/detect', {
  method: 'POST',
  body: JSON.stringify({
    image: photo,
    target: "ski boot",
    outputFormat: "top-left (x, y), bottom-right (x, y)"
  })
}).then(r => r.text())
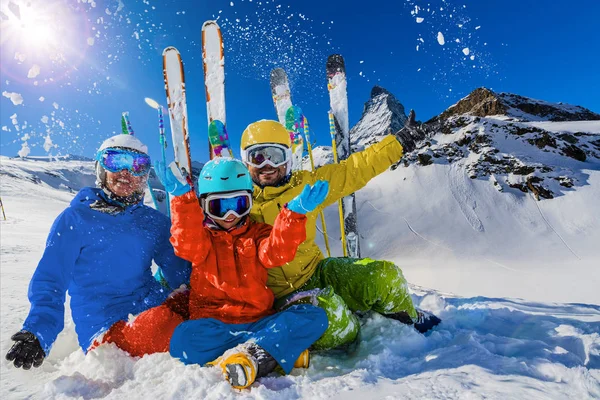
top-left (293, 349), bottom-right (310, 368)
top-left (387, 308), bottom-right (441, 334)
top-left (210, 343), bottom-right (277, 389)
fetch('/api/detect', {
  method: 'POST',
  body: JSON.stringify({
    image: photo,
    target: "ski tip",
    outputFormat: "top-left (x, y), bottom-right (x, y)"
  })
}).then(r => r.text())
top-left (209, 119), bottom-right (226, 130)
top-left (326, 54), bottom-right (346, 73)
top-left (285, 105), bottom-right (303, 116)
top-left (163, 46), bottom-right (180, 55)
top-left (271, 68), bottom-right (286, 77)
top-left (202, 20), bottom-right (220, 30)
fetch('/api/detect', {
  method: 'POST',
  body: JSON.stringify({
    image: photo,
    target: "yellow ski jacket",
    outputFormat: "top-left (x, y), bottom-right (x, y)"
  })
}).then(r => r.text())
top-left (250, 135), bottom-right (404, 298)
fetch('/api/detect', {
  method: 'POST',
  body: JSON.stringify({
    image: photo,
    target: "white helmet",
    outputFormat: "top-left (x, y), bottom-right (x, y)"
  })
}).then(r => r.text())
top-left (98, 134), bottom-right (148, 154)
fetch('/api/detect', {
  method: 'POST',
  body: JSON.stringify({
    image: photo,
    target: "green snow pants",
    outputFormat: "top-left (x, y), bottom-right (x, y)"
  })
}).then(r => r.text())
top-left (277, 257), bottom-right (417, 351)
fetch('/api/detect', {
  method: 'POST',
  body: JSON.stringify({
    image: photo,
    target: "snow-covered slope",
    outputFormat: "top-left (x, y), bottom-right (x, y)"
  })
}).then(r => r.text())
top-left (2, 136), bottom-right (600, 398)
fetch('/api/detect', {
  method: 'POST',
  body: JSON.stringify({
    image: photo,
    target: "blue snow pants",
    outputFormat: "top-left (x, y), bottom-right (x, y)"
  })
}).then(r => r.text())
top-left (169, 304), bottom-right (328, 374)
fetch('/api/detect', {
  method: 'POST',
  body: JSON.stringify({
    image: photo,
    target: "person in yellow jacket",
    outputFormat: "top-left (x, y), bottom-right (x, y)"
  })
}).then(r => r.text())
top-left (240, 120), bottom-right (441, 351)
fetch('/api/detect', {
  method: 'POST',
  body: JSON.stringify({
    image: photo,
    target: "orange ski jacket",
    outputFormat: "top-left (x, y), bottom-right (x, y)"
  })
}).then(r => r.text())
top-left (170, 191), bottom-right (307, 324)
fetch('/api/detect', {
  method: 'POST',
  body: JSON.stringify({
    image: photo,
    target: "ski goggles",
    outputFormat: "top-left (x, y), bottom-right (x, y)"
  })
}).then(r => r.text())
top-left (202, 191), bottom-right (253, 221)
top-left (97, 148), bottom-right (151, 176)
top-left (241, 144), bottom-right (291, 169)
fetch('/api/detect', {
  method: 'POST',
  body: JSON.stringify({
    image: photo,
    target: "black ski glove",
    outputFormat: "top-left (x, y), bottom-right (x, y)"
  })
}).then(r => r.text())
top-left (5, 330), bottom-right (45, 370)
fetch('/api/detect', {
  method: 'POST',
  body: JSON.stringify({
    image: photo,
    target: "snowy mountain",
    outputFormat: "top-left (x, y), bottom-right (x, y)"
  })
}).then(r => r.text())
top-left (349, 86), bottom-right (414, 152)
top-left (435, 87), bottom-right (600, 122)
top-left (1, 87), bottom-right (600, 398)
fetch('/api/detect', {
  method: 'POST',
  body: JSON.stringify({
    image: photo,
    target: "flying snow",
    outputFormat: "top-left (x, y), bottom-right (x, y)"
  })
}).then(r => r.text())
top-left (27, 64), bottom-right (41, 79)
top-left (437, 31), bottom-right (445, 45)
top-left (219, 1), bottom-right (338, 99)
top-left (2, 91), bottom-right (24, 105)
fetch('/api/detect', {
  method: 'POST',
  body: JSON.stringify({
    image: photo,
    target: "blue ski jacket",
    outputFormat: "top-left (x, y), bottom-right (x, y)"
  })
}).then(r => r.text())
top-left (22, 187), bottom-right (190, 354)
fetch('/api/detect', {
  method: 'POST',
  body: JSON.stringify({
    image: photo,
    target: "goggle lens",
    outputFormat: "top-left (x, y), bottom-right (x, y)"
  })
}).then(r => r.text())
top-left (206, 194), bottom-right (251, 219)
top-left (99, 149), bottom-right (151, 176)
top-left (246, 145), bottom-right (288, 168)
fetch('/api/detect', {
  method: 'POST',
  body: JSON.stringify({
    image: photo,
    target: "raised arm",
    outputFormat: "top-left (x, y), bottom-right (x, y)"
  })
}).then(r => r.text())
top-left (256, 207), bottom-right (307, 268)
top-left (315, 135), bottom-right (403, 207)
top-left (257, 181), bottom-right (328, 267)
top-left (169, 191), bottom-right (212, 265)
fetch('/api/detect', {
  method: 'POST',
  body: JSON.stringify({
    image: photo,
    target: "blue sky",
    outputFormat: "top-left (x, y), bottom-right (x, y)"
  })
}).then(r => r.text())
top-left (1, 0), bottom-right (599, 162)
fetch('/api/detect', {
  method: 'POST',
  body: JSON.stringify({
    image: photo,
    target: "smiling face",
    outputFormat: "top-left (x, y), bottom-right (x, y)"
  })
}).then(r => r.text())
top-left (246, 163), bottom-right (287, 187)
top-left (213, 214), bottom-right (243, 230)
top-left (105, 169), bottom-right (147, 197)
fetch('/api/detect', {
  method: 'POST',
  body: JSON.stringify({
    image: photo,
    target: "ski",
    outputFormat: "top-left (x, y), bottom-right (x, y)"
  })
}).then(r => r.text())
top-left (202, 20), bottom-right (228, 159)
top-left (284, 105), bottom-right (305, 171)
top-left (162, 46), bottom-right (193, 185)
top-left (270, 68), bottom-right (292, 126)
top-left (208, 119), bottom-right (234, 157)
top-left (270, 68), bottom-right (303, 170)
top-left (326, 54), bottom-right (361, 258)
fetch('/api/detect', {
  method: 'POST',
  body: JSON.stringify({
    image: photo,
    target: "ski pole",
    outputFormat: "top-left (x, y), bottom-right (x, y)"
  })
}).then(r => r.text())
top-left (145, 98), bottom-right (172, 217)
top-left (0, 197), bottom-right (6, 220)
top-left (122, 111), bottom-right (160, 211)
top-left (157, 105), bottom-right (171, 217)
top-left (304, 116), bottom-right (331, 257)
top-left (328, 111), bottom-right (347, 257)
top-left (146, 176), bottom-right (161, 211)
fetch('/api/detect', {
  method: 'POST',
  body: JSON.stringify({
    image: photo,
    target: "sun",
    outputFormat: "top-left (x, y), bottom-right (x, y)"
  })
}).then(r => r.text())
top-left (17, 7), bottom-right (60, 50)
top-left (0, 0), bottom-right (86, 70)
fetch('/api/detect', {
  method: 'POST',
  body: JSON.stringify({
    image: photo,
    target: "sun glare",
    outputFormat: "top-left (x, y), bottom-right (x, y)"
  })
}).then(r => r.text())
top-left (18, 9), bottom-right (60, 50)
top-left (0, 0), bottom-right (86, 73)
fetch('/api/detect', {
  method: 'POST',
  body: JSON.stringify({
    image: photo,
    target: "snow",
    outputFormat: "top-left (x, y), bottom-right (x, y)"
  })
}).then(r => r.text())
top-left (437, 31), bottom-right (445, 45)
top-left (522, 121), bottom-right (600, 134)
top-left (27, 64), bottom-right (41, 79)
top-left (2, 119), bottom-right (600, 398)
top-left (17, 142), bottom-right (30, 157)
top-left (462, 47), bottom-right (470, 56)
top-left (43, 135), bottom-right (54, 152)
top-left (202, 21), bottom-right (226, 124)
top-left (163, 47), bottom-right (191, 173)
top-left (14, 52), bottom-right (27, 62)
top-left (416, 17), bottom-right (424, 23)
top-left (2, 91), bottom-right (24, 105)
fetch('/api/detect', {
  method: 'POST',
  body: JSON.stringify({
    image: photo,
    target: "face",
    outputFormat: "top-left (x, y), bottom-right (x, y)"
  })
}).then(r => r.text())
top-left (213, 214), bottom-right (243, 230)
top-left (246, 163), bottom-right (287, 187)
top-left (105, 169), bottom-right (147, 197)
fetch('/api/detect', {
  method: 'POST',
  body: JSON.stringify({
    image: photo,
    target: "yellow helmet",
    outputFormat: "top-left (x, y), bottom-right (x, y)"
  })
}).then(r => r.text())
top-left (241, 120), bottom-right (291, 150)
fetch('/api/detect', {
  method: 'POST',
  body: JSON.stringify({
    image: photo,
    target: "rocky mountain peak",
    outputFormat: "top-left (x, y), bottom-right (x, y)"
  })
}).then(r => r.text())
top-left (434, 87), bottom-right (600, 122)
top-left (349, 85), bottom-right (409, 151)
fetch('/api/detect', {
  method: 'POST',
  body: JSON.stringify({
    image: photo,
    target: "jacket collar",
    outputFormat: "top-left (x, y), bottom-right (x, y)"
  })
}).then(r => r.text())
top-left (253, 172), bottom-right (300, 201)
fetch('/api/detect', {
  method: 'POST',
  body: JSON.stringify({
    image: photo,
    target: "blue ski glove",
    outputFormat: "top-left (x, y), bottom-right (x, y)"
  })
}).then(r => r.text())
top-left (154, 161), bottom-right (191, 197)
top-left (287, 180), bottom-right (329, 215)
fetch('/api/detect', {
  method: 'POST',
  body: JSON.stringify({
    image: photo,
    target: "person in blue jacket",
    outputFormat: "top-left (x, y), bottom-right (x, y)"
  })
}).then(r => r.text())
top-left (5, 133), bottom-right (190, 370)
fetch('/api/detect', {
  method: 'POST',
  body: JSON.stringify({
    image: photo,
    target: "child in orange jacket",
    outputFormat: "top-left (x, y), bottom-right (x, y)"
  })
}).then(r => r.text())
top-left (156, 158), bottom-right (329, 389)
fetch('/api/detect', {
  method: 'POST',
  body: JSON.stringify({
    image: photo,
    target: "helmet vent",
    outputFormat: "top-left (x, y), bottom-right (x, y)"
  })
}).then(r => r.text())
top-left (220, 177), bottom-right (229, 180)
top-left (237, 173), bottom-right (245, 178)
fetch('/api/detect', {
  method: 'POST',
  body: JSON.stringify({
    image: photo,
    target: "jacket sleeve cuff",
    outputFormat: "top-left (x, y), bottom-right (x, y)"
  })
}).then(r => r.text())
top-left (282, 205), bottom-right (309, 221)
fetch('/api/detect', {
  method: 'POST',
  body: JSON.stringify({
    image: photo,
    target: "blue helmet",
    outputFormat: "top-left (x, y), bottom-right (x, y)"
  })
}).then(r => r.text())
top-left (197, 158), bottom-right (254, 196)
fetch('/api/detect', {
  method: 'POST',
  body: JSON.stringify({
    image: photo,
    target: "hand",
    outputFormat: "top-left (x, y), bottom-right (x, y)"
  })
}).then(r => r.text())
top-left (287, 180), bottom-right (329, 215)
top-left (5, 330), bottom-right (45, 370)
top-left (154, 161), bottom-right (192, 196)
